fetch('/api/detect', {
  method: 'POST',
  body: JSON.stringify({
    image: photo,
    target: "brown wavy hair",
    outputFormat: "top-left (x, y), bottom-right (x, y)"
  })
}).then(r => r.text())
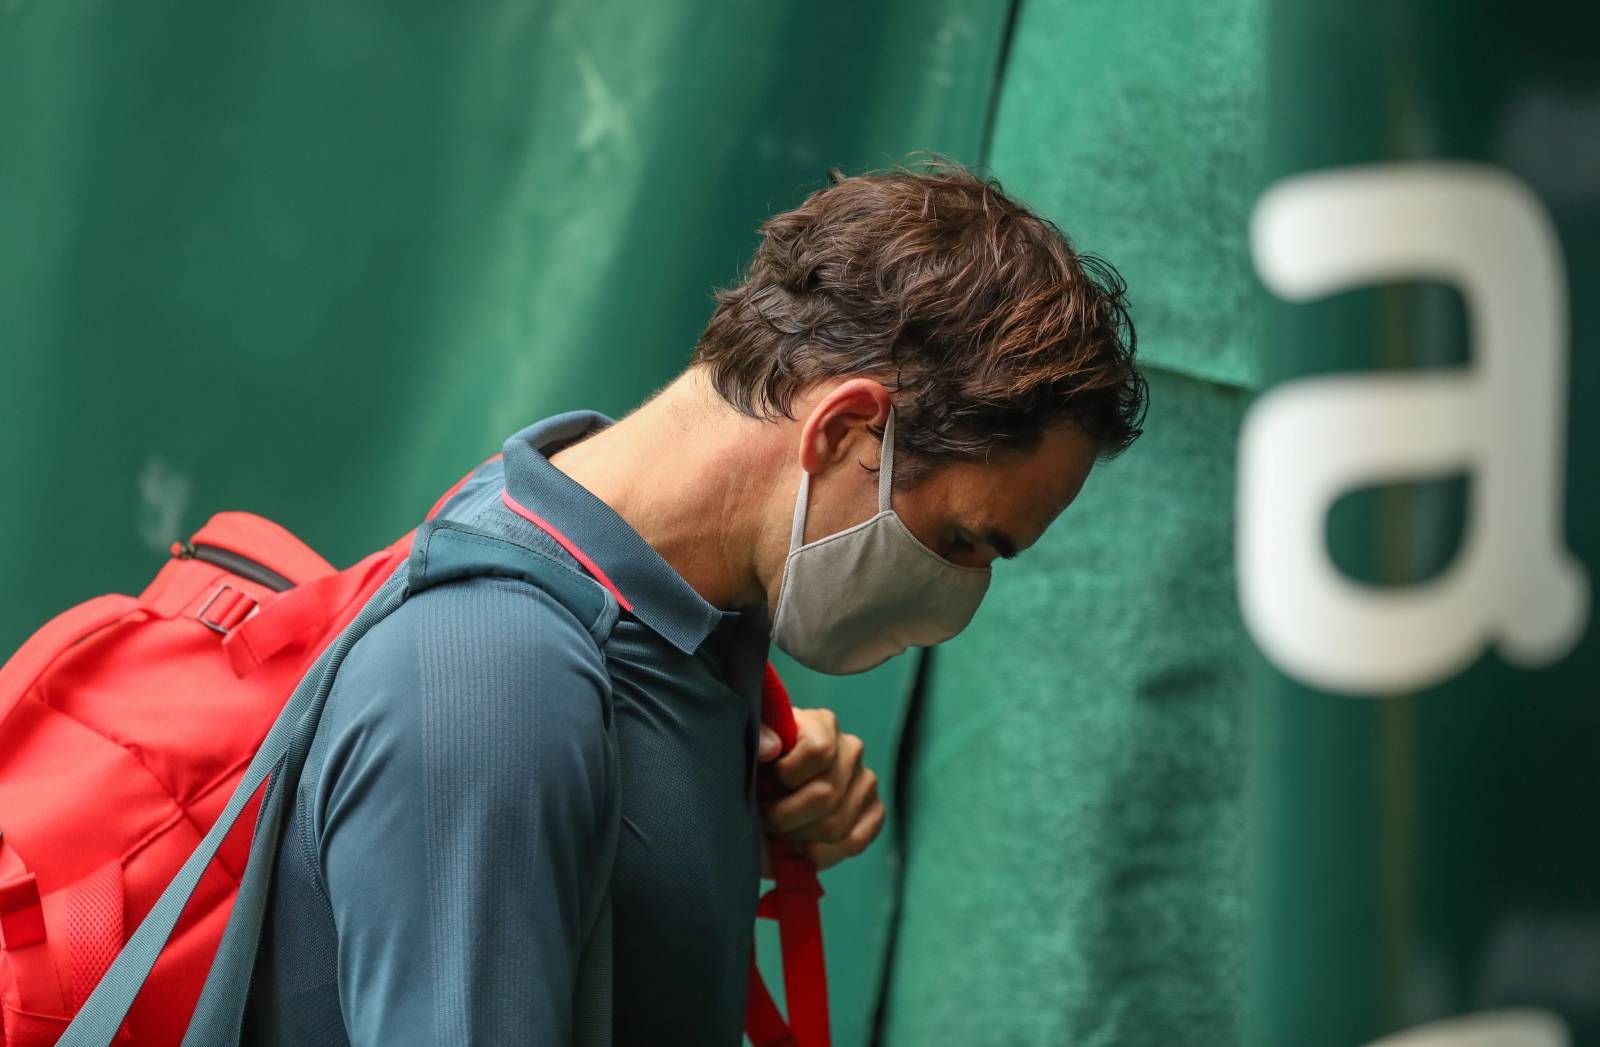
top-left (691, 156), bottom-right (1146, 483)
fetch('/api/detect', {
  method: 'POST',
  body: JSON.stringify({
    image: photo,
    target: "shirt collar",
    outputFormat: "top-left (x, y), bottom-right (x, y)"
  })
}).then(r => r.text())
top-left (500, 411), bottom-right (728, 656)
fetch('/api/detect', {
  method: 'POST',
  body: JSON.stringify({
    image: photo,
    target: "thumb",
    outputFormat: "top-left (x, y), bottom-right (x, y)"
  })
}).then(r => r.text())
top-left (757, 724), bottom-right (782, 762)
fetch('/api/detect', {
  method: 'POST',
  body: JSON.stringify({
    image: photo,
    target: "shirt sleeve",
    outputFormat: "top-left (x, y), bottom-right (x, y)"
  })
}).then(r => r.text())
top-left (308, 574), bottom-right (615, 1046)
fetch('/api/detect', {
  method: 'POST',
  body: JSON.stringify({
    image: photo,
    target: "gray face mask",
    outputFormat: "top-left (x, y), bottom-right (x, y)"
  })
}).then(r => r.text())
top-left (771, 409), bottom-right (992, 675)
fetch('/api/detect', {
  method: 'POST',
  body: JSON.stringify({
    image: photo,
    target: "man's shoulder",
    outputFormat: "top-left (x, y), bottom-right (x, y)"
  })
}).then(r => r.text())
top-left (315, 573), bottom-right (612, 779)
top-left (346, 572), bottom-right (609, 699)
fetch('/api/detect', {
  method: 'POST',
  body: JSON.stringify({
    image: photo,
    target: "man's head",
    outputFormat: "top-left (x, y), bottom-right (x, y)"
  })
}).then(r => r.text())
top-left (687, 158), bottom-right (1146, 668)
top-left (693, 157), bottom-right (1145, 482)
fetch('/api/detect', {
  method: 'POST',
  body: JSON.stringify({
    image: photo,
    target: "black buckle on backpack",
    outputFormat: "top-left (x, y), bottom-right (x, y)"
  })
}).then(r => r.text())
top-left (196, 584), bottom-right (259, 636)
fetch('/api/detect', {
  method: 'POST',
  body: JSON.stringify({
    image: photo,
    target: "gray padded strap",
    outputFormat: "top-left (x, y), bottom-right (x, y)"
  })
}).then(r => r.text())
top-left (178, 762), bottom-right (294, 1047)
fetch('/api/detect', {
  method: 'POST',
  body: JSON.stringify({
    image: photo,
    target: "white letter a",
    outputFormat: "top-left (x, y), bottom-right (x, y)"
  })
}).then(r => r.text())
top-left (1240, 164), bottom-right (1589, 695)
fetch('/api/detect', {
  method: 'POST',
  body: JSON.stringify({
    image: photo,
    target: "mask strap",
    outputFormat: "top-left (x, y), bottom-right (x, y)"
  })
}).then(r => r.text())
top-left (788, 472), bottom-right (811, 555)
top-left (788, 406), bottom-right (896, 555)
top-left (877, 408), bottom-right (896, 513)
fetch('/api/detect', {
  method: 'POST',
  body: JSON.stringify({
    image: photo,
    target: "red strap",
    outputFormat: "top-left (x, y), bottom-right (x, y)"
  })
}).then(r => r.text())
top-left (0, 837), bottom-right (66, 1019)
top-left (196, 585), bottom-right (258, 634)
top-left (761, 661), bottom-right (799, 751)
top-left (745, 664), bottom-right (831, 1047)
top-left (0, 872), bottom-right (45, 952)
top-left (764, 844), bottom-right (831, 1047)
top-left (222, 549), bottom-right (401, 677)
top-left (745, 954), bottom-right (797, 1047)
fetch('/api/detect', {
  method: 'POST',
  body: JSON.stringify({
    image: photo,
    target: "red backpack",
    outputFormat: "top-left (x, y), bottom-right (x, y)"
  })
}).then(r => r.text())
top-left (0, 465), bottom-right (827, 1047)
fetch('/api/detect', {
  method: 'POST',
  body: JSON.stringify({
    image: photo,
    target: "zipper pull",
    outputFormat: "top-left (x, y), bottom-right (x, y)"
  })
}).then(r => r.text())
top-left (172, 540), bottom-right (195, 560)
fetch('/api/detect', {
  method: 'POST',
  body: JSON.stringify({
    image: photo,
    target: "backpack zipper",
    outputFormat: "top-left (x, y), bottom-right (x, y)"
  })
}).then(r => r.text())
top-left (174, 541), bottom-right (295, 592)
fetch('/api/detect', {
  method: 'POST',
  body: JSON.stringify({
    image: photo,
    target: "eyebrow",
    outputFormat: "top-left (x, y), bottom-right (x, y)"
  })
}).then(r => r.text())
top-left (983, 528), bottom-right (1019, 560)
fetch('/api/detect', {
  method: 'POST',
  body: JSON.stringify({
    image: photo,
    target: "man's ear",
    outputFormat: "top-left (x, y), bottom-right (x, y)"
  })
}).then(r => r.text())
top-left (796, 380), bottom-right (893, 475)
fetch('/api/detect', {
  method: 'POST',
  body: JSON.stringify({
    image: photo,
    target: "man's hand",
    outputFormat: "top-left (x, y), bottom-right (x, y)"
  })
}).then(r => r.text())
top-left (758, 707), bottom-right (885, 872)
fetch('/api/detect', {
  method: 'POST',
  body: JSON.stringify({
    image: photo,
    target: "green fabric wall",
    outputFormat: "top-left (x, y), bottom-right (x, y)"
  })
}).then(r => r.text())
top-left (0, 5), bottom-right (1010, 1045)
top-left (882, 371), bottom-right (1254, 1046)
top-left (878, 0), bottom-right (1264, 1044)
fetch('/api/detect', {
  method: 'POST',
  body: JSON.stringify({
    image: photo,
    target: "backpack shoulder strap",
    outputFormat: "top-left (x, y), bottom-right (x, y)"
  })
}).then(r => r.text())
top-left (407, 519), bottom-right (620, 647)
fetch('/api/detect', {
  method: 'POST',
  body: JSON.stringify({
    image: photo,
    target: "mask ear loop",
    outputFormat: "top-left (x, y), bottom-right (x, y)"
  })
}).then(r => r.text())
top-left (877, 407), bottom-right (896, 513)
top-left (789, 405), bottom-right (897, 557)
top-left (788, 472), bottom-right (812, 555)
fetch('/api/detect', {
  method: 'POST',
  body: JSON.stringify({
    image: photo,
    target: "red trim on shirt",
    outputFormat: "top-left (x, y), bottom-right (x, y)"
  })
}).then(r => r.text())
top-left (499, 487), bottom-right (635, 613)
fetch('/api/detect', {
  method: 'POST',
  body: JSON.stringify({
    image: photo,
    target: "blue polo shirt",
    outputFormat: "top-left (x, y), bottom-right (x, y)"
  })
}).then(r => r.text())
top-left (247, 412), bottom-right (771, 1046)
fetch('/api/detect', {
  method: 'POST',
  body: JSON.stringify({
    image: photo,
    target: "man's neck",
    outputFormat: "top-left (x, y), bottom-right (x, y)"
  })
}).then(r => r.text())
top-left (546, 369), bottom-right (787, 612)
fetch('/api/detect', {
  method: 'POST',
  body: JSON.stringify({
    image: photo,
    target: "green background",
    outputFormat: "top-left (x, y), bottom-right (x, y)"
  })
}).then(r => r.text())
top-left (4, 2), bottom-right (1597, 1045)
top-left (1250, 2), bottom-right (1600, 1045)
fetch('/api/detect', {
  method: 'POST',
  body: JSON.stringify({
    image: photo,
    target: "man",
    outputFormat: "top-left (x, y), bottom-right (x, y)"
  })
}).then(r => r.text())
top-left (247, 160), bottom-right (1144, 1045)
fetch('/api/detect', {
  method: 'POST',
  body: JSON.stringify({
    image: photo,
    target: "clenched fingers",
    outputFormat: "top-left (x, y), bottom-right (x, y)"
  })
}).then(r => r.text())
top-left (765, 732), bottom-right (865, 835)
top-left (803, 789), bottom-right (886, 871)
top-left (771, 707), bottom-right (841, 790)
